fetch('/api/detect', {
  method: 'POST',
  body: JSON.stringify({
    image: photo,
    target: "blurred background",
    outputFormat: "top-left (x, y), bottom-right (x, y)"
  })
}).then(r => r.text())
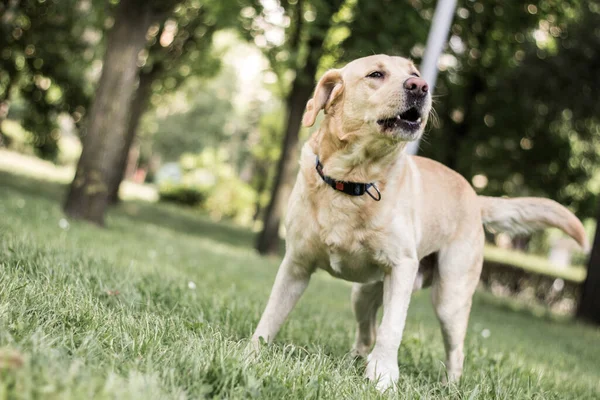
top-left (1, 0), bottom-right (599, 320)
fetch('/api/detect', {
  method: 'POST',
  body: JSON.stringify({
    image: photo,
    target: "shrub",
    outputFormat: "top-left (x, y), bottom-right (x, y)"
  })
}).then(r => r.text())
top-left (158, 182), bottom-right (205, 206)
top-left (158, 148), bottom-right (256, 225)
top-left (205, 174), bottom-right (256, 225)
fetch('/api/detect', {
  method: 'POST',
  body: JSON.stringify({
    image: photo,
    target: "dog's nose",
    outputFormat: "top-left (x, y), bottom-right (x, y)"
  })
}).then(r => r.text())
top-left (403, 77), bottom-right (429, 97)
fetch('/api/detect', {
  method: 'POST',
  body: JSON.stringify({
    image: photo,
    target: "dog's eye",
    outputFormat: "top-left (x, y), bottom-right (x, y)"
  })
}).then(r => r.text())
top-left (366, 71), bottom-right (384, 79)
top-left (410, 72), bottom-right (420, 77)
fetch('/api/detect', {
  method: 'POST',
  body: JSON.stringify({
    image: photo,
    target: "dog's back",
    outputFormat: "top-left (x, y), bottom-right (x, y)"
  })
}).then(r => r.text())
top-left (411, 155), bottom-right (588, 251)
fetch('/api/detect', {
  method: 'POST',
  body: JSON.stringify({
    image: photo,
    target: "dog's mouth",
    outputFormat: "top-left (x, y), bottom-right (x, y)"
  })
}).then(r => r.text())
top-left (377, 107), bottom-right (423, 132)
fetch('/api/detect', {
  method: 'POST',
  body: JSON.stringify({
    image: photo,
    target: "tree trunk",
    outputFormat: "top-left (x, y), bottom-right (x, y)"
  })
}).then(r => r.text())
top-left (0, 101), bottom-right (9, 147)
top-left (0, 0), bottom-right (18, 149)
top-left (106, 67), bottom-right (156, 204)
top-left (577, 197), bottom-right (600, 324)
top-left (252, 161), bottom-right (270, 222)
top-left (63, 0), bottom-right (153, 224)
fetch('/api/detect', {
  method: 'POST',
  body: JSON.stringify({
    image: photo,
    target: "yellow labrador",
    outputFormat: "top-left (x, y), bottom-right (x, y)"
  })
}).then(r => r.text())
top-left (252, 54), bottom-right (588, 391)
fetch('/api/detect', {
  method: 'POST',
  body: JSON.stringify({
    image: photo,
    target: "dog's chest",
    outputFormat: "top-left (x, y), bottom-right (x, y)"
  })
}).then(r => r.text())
top-left (313, 207), bottom-right (391, 283)
top-left (321, 248), bottom-right (385, 283)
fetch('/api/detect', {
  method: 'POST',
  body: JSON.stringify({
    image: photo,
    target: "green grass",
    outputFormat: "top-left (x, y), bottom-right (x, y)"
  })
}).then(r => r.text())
top-left (0, 171), bottom-right (599, 399)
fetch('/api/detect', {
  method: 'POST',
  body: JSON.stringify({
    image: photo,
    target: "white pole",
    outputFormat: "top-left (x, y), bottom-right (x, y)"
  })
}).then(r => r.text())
top-left (406, 0), bottom-right (457, 155)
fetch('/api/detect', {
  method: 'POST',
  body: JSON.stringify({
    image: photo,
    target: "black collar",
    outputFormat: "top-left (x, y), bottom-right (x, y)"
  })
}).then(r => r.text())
top-left (315, 156), bottom-right (381, 201)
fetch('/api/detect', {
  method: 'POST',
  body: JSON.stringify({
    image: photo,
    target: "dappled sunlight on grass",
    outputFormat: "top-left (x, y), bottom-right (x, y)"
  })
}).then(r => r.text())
top-left (0, 150), bottom-right (158, 202)
top-left (484, 244), bottom-right (587, 282)
top-left (0, 148), bottom-right (74, 183)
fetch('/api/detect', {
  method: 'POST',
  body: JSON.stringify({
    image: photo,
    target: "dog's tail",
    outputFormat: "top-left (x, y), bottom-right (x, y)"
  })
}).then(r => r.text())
top-left (479, 196), bottom-right (589, 251)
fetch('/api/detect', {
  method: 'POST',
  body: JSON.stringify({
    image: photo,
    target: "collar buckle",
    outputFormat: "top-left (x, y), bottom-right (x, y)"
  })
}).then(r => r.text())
top-left (365, 184), bottom-right (381, 201)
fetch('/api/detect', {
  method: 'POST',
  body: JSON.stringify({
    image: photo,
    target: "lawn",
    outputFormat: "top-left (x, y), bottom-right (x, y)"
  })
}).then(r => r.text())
top-left (0, 171), bottom-right (599, 399)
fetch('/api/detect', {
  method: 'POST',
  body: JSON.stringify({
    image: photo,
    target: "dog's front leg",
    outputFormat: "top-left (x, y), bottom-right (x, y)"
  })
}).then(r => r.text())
top-left (365, 258), bottom-right (419, 392)
top-left (251, 255), bottom-right (312, 350)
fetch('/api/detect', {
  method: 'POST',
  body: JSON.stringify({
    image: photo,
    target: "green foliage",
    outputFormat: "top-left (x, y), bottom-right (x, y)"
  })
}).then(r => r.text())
top-left (158, 148), bottom-right (256, 225)
top-left (335, 0), bottom-right (600, 219)
top-left (204, 173), bottom-right (256, 225)
top-left (149, 66), bottom-right (238, 161)
top-left (0, 0), bottom-right (104, 159)
top-left (1, 171), bottom-right (600, 399)
top-left (241, 103), bottom-right (285, 210)
top-left (159, 182), bottom-right (206, 206)
top-left (341, 0), bottom-right (429, 62)
top-left (0, 0), bottom-right (247, 162)
top-left (134, 0), bottom-right (257, 167)
top-left (0, 119), bottom-right (33, 155)
top-left (141, 0), bottom-right (235, 109)
top-left (417, 0), bottom-right (600, 218)
top-left (239, 0), bottom-right (348, 94)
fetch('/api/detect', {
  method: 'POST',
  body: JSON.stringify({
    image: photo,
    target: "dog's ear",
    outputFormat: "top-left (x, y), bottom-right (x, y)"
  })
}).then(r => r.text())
top-left (302, 69), bottom-right (343, 127)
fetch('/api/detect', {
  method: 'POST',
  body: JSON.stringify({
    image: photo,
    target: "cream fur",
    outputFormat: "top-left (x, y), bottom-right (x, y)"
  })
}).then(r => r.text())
top-left (251, 54), bottom-right (587, 392)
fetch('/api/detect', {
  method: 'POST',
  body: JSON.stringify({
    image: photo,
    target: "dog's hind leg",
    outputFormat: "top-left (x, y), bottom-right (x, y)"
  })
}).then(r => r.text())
top-left (350, 281), bottom-right (383, 358)
top-left (431, 230), bottom-right (484, 383)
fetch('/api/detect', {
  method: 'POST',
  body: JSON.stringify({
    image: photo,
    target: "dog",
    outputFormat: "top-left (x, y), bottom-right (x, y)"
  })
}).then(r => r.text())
top-left (251, 54), bottom-right (588, 391)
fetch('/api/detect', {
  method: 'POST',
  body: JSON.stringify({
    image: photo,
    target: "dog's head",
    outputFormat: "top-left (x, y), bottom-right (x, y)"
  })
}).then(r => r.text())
top-left (302, 54), bottom-right (431, 143)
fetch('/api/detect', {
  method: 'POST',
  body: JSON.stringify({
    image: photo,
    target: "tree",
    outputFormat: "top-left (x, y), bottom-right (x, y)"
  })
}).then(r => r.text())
top-left (106, 0), bottom-right (241, 204)
top-left (579, 196), bottom-right (600, 324)
top-left (554, 0), bottom-right (600, 323)
top-left (340, 0), bottom-right (430, 62)
top-left (0, 0), bottom-right (99, 159)
top-left (150, 66), bottom-right (239, 162)
top-left (64, 0), bottom-right (177, 224)
top-left (252, 0), bottom-right (347, 254)
top-left (247, 106), bottom-right (286, 221)
top-left (339, 0), bottom-right (599, 221)
top-left (416, 0), bottom-right (600, 219)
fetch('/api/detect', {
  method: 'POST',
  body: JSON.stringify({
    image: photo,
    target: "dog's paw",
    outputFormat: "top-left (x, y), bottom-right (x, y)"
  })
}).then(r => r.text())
top-left (440, 368), bottom-right (462, 385)
top-left (365, 354), bottom-right (399, 392)
top-left (243, 336), bottom-right (265, 360)
top-left (350, 345), bottom-right (370, 359)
